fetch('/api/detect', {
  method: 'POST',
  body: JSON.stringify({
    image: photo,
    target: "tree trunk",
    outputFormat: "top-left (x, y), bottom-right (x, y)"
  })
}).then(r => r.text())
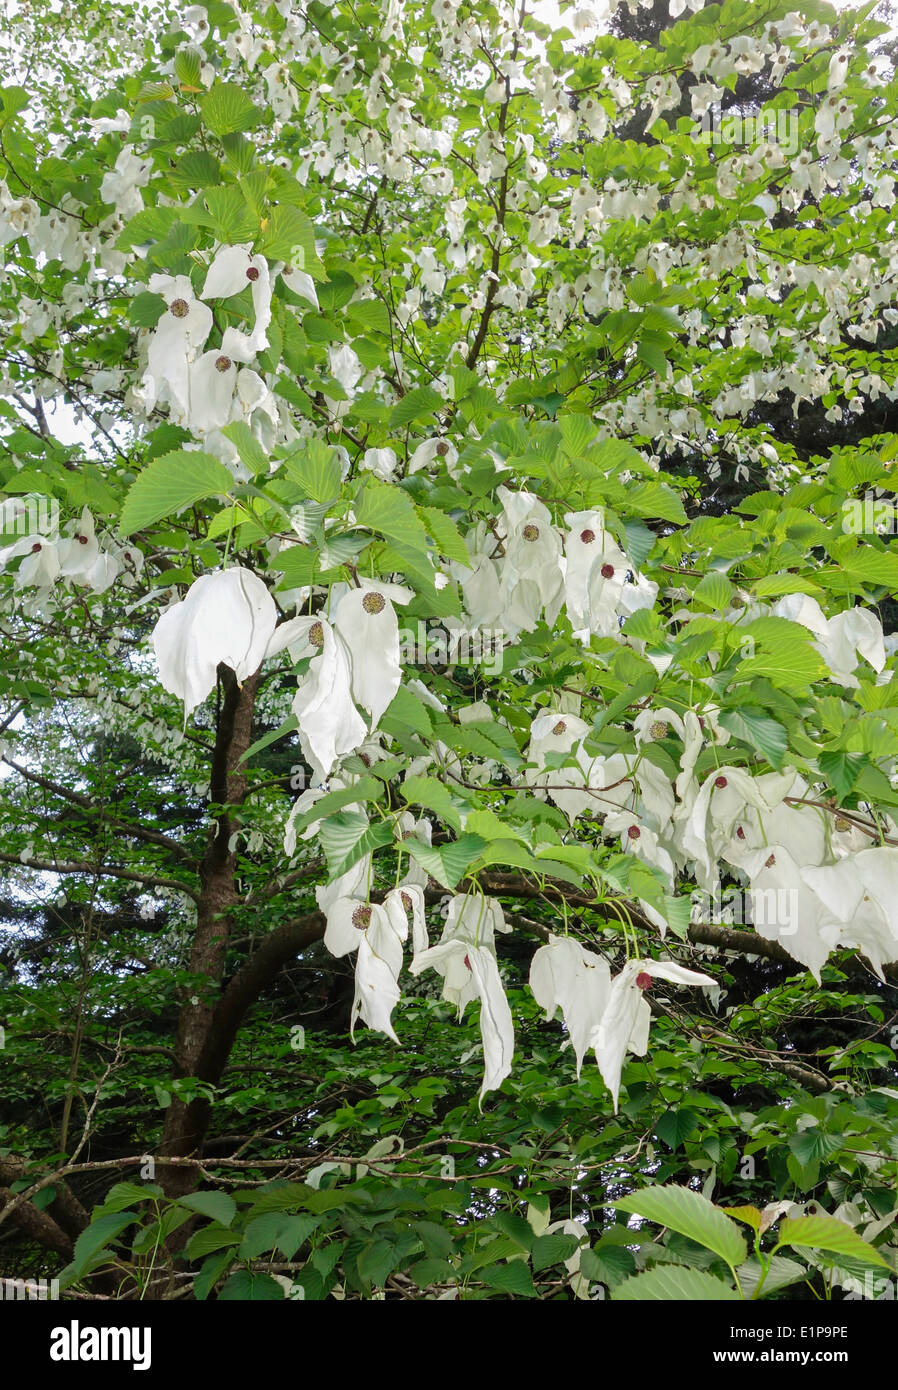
top-left (158, 664), bottom-right (261, 1202)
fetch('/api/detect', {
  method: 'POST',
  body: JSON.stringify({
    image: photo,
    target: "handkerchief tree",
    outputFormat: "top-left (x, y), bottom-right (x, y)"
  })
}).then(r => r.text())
top-left (0, 0), bottom-right (897, 1300)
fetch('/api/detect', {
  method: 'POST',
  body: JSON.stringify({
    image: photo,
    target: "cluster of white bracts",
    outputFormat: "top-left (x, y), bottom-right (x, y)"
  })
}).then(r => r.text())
top-left (315, 879), bottom-right (714, 1109)
top-left (136, 244), bottom-right (316, 448)
top-left (524, 698), bottom-right (898, 982)
top-left (448, 487), bottom-right (657, 645)
top-left (0, 506), bottom-right (143, 598)
top-left (530, 935), bottom-right (715, 1111)
top-left (151, 569), bottom-right (409, 783)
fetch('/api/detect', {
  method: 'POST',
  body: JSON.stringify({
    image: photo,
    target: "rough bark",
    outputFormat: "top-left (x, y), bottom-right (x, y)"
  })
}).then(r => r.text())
top-left (158, 664), bottom-right (261, 1200)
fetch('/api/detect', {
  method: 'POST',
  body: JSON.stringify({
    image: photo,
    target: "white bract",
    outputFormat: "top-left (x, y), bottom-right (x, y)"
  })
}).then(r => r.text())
top-left (590, 959), bottom-right (716, 1110)
top-left (411, 939), bottom-right (514, 1102)
top-left (529, 934), bottom-right (611, 1075)
top-left (332, 580), bottom-right (411, 728)
top-left (291, 618), bottom-right (367, 782)
top-left (152, 567), bottom-right (277, 717)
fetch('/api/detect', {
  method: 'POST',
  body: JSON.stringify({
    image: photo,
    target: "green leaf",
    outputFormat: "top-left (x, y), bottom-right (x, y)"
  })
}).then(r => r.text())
top-left (613, 1186), bottom-right (747, 1270)
top-left (177, 1191), bottom-right (237, 1228)
top-left (99, 1181), bottom-right (163, 1212)
top-left (694, 571), bottom-right (734, 610)
top-left (187, 1225), bottom-right (240, 1260)
top-left (128, 291), bottom-right (166, 327)
top-left (357, 1238), bottom-right (403, 1288)
top-left (736, 1255), bottom-right (807, 1298)
top-left (281, 441), bottom-right (342, 503)
top-left (404, 834), bottom-right (488, 890)
top-left (201, 83), bottom-right (260, 136)
top-left (581, 1242), bottom-right (635, 1289)
top-left (240, 1212), bottom-right (318, 1261)
top-left (418, 506), bottom-right (471, 564)
top-left (380, 685), bottom-right (433, 739)
top-left (722, 1206), bottom-right (762, 1233)
top-left (389, 385), bottom-right (444, 429)
top-left (221, 421), bottom-right (268, 477)
top-left (623, 521), bottom-right (656, 568)
top-left (194, 1250), bottom-right (235, 1301)
top-left (355, 481), bottom-right (429, 555)
top-left (612, 1266), bottom-right (742, 1300)
top-left (655, 1109), bottom-right (699, 1151)
top-left (493, 1211), bottom-right (535, 1251)
top-left (119, 451), bottom-right (234, 535)
top-left (401, 774), bottom-right (463, 832)
top-left (71, 1213), bottom-right (138, 1277)
top-left (260, 204), bottom-right (322, 276)
top-left (531, 1232), bottom-right (580, 1272)
top-left (291, 777), bottom-right (381, 830)
top-left (818, 751), bottom-right (866, 804)
top-left (174, 48), bottom-right (203, 90)
top-left (218, 1270), bottom-right (285, 1300)
top-left (319, 812), bottom-right (394, 878)
top-left (775, 1215), bottom-right (891, 1270)
top-left (479, 1261), bottom-right (538, 1297)
top-left (719, 708), bottom-right (788, 769)
top-left (731, 641), bottom-right (827, 691)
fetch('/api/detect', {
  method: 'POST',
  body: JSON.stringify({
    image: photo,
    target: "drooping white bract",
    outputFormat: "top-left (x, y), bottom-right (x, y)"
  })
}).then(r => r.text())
top-left (360, 446), bottom-right (398, 481)
top-left (386, 883), bottom-right (428, 959)
top-left (408, 437), bottom-right (459, 475)
top-left (284, 786), bottom-right (329, 856)
top-left (675, 709), bottom-right (704, 799)
top-left (411, 939), bottom-right (514, 1101)
top-left (144, 274), bottom-right (213, 422)
top-left (280, 262), bottom-right (319, 309)
top-left (332, 580), bottom-right (411, 728)
top-left (800, 847), bottom-right (898, 982)
top-left (316, 882), bottom-right (404, 1043)
top-left (353, 923), bottom-right (403, 1042)
top-left (0, 534), bottom-right (61, 590)
top-left (526, 712), bottom-right (601, 822)
top-left (200, 243), bottom-right (272, 362)
top-left (186, 350), bottom-right (238, 434)
top-left (397, 811), bottom-right (434, 892)
top-left (447, 522), bottom-right (504, 630)
top-left (98, 145), bottom-right (151, 218)
top-left (562, 508), bottom-right (657, 639)
top-left (722, 772), bottom-right (829, 871)
top-left (732, 843), bottom-right (833, 982)
top-left (152, 567), bottom-right (277, 717)
top-left (440, 890), bottom-right (510, 954)
top-left (57, 506), bottom-right (99, 579)
top-left (633, 706), bottom-right (686, 745)
top-left (603, 810), bottom-right (676, 890)
top-left (315, 855), bottom-right (371, 917)
top-left (772, 594), bottom-right (885, 689)
top-left (497, 486), bottom-right (565, 635)
top-left (291, 618), bottom-right (367, 783)
top-left (590, 959), bottom-right (715, 1111)
top-left (529, 934), bottom-right (611, 1076)
top-left (677, 765), bottom-right (796, 891)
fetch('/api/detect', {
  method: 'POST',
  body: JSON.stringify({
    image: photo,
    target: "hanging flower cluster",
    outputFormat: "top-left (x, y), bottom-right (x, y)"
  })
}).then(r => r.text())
top-left (137, 243), bottom-right (311, 447)
top-left (450, 490), bottom-right (657, 642)
top-left (0, 507), bottom-right (143, 599)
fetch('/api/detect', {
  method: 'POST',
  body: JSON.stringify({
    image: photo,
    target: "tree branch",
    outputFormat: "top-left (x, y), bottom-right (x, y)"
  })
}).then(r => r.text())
top-left (0, 848), bottom-right (200, 901)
